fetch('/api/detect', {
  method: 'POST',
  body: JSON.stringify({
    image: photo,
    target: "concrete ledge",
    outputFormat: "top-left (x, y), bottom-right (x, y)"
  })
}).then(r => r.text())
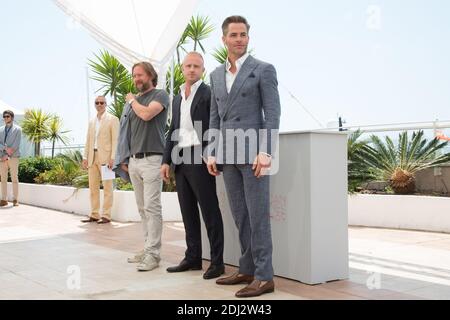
top-left (7, 182), bottom-right (181, 222)
top-left (349, 194), bottom-right (450, 233)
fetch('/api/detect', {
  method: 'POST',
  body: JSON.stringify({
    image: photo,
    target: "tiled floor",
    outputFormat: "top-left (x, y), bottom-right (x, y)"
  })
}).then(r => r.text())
top-left (1, 204), bottom-right (450, 300)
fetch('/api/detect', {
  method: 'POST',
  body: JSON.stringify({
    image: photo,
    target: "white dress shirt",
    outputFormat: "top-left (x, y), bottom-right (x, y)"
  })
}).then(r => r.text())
top-left (94, 112), bottom-right (107, 149)
top-left (178, 79), bottom-right (202, 148)
top-left (225, 52), bottom-right (250, 93)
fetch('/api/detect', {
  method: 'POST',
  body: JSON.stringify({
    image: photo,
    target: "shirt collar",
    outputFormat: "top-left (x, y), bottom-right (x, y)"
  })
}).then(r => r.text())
top-left (180, 79), bottom-right (203, 99)
top-left (226, 52), bottom-right (250, 73)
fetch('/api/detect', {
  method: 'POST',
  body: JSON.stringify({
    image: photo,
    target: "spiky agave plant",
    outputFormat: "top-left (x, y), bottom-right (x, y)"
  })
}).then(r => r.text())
top-left (362, 131), bottom-right (450, 194)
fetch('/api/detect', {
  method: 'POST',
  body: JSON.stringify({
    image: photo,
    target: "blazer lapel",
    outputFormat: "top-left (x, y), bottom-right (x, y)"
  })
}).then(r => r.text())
top-left (216, 64), bottom-right (228, 101)
top-left (226, 55), bottom-right (257, 107)
top-left (97, 114), bottom-right (106, 136)
top-left (190, 83), bottom-right (206, 121)
top-left (89, 119), bottom-right (95, 153)
top-left (173, 95), bottom-right (182, 129)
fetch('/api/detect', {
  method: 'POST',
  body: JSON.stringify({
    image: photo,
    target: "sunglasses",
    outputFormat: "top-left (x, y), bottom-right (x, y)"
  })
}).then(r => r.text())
top-left (95, 101), bottom-right (106, 105)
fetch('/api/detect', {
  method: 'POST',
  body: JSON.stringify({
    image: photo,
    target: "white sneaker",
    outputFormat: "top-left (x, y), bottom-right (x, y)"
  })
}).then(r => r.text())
top-left (137, 255), bottom-right (159, 272)
top-left (127, 250), bottom-right (145, 263)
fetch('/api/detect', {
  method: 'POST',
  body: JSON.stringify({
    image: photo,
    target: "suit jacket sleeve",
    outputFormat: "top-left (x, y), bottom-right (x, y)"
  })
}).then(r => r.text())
top-left (0, 129), bottom-right (5, 152)
top-left (83, 121), bottom-right (91, 160)
top-left (10, 127), bottom-right (21, 153)
top-left (110, 116), bottom-right (120, 161)
top-left (207, 74), bottom-right (220, 158)
top-left (259, 64), bottom-right (281, 155)
top-left (162, 103), bottom-right (176, 165)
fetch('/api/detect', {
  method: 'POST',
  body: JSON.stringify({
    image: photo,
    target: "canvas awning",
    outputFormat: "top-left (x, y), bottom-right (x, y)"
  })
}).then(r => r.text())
top-left (53, 0), bottom-right (199, 72)
top-left (0, 99), bottom-right (25, 116)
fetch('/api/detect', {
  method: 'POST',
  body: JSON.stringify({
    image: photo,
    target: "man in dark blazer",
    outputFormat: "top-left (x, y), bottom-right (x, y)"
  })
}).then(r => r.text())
top-left (161, 52), bottom-right (225, 280)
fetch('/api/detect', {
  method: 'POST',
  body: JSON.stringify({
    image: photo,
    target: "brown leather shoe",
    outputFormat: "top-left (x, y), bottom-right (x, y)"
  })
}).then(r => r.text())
top-left (97, 217), bottom-right (111, 224)
top-left (216, 272), bottom-right (254, 285)
top-left (0, 200), bottom-right (8, 207)
top-left (81, 217), bottom-right (99, 223)
top-left (12, 200), bottom-right (18, 207)
top-left (235, 280), bottom-right (275, 298)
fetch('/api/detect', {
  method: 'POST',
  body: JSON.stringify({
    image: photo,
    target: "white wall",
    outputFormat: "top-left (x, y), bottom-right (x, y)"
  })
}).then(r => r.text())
top-left (349, 194), bottom-right (450, 233)
top-left (8, 183), bottom-right (181, 222)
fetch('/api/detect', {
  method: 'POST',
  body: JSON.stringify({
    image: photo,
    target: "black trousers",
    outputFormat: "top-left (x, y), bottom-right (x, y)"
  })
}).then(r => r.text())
top-left (175, 151), bottom-right (224, 266)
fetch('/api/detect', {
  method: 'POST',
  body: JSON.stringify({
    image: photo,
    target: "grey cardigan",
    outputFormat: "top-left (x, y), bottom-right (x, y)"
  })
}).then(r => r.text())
top-left (0, 124), bottom-right (22, 158)
top-left (112, 103), bottom-right (132, 182)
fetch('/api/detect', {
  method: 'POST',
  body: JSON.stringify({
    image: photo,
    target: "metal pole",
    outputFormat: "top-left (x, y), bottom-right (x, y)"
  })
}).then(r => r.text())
top-left (433, 118), bottom-right (439, 137)
top-left (170, 55), bottom-right (175, 103)
top-left (86, 66), bottom-right (91, 122)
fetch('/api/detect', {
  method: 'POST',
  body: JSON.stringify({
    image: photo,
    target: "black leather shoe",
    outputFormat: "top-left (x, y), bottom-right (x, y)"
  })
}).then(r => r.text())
top-left (203, 264), bottom-right (225, 280)
top-left (166, 259), bottom-right (202, 273)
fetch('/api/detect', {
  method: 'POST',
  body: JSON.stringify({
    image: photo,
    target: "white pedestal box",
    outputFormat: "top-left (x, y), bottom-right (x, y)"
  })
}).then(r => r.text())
top-left (201, 131), bottom-right (349, 284)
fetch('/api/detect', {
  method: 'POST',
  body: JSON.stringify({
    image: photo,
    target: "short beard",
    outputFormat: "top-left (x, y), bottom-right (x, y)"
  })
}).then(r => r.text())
top-left (137, 82), bottom-right (151, 93)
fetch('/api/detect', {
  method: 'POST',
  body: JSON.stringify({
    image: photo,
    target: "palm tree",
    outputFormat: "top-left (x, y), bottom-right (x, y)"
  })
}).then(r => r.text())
top-left (176, 28), bottom-right (190, 65)
top-left (185, 15), bottom-right (214, 53)
top-left (176, 15), bottom-right (214, 64)
top-left (165, 63), bottom-right (186, 97)
top-left (362, 131), bottom-right (450, 194)
top-left (21, 109), bottom-right (52, 156)
top-left (88, 50), bottom-right (137, 118)
top-left (48, 116), bottom-right (71, 158)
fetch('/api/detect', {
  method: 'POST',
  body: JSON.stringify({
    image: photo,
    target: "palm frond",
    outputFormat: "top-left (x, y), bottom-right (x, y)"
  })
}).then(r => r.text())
top-left (212, 46), bottom-right (228, 64)
top-left (88, 50), bottom-right (136, 118)
top-left (186, 15), bottom-right (215, 53)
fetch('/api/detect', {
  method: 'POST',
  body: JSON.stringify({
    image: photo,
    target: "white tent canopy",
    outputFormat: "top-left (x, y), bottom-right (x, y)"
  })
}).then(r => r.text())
top-left (0, 99), bottom-right (25, 116)
top-left (53, 0), bottom-right (199, 71)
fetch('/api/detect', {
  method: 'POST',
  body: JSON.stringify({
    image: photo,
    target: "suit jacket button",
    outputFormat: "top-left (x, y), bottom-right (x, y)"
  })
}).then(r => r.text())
top-left (216, 98), bottom-right (220, 101)
top-left (242, 93), bottom-right (247, 97)
top-left (236, 118), bottom-right (240, 122)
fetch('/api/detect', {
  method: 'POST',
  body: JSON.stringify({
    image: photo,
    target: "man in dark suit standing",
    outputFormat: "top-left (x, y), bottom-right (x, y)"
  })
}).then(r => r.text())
top-left (161, 52), bottom-right (225, 280)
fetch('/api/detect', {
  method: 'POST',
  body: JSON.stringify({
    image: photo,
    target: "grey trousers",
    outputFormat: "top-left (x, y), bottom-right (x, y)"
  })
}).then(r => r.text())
top-left (222, 164), bottom-right (274, 281)
top-left (129, 155), bottom-right (163, 262)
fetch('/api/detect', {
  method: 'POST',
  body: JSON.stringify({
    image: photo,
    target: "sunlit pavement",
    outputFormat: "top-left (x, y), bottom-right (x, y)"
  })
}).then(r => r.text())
top-left (1, 204), bottom-right (450, 300)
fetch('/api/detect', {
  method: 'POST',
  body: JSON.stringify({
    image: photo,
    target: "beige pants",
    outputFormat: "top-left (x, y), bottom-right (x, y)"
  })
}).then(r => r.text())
top-left (0, 157), bottom-right (19, 201)
top-left (88, 152), bottom-right (113, 220)
top-left (128, 155), bottom-right (163, 261)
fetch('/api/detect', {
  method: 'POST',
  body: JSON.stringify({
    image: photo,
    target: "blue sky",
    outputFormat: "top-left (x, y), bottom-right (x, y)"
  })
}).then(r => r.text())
top-left (1, 0), bottom-right (449, 146)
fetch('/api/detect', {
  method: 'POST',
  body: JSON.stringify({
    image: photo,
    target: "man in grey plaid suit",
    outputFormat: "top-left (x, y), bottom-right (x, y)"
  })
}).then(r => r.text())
top-left (207, 15), bottom-right (281, 298)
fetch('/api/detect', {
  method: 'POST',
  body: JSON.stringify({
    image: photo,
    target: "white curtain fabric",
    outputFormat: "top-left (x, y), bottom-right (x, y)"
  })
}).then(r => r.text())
top-left (53, 0), bottom-right (199, 72)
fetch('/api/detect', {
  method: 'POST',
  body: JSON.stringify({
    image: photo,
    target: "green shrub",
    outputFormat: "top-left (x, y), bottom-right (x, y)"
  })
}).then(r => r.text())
top-left (163, 171), bottom-right (176, 192)
top-left (18, 157), bottom-right (60, 183)
top-left (72, 174), bottom-right (89, 189)
top-left (35, 159), bottom-right (85, 186)
top-left (115, 178), bottom-right (134, 191)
